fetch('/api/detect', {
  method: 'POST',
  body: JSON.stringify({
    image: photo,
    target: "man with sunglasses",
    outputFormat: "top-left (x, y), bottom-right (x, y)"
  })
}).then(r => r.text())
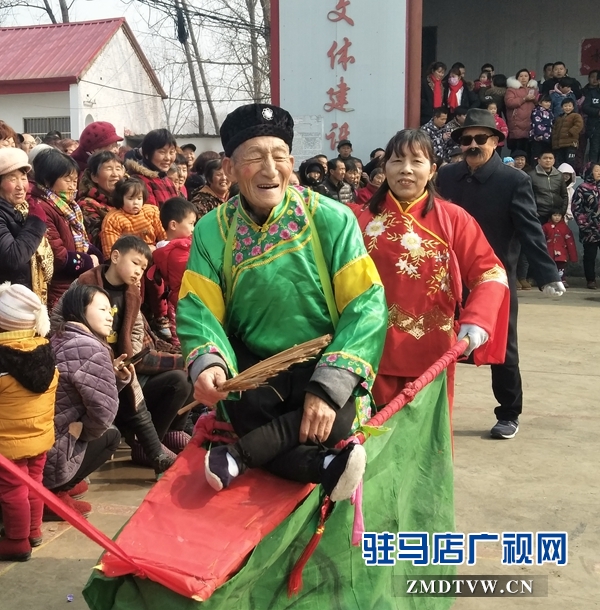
top-left (437, 108), bottom-right (564, 440)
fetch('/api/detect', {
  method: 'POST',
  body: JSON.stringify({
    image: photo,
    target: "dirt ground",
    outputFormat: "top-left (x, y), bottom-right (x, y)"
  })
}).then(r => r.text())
top-left (0, 284), bottom-right (598, 609)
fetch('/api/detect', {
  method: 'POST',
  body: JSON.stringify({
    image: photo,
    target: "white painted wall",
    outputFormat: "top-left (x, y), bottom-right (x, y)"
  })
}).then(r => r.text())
top-left (278, 0), bottom-right (407, 164)
top-left (173, 135), bottom-right (223, 154)
top-left (424, 0), bottom-right (598, 83)
top-left (0, 91), bottom-right (69, 135)
top-left (75, 26), bottom-right (165, 138)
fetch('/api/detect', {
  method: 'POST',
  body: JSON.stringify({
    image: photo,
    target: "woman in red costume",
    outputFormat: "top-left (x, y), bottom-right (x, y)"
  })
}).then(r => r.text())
top-left (356, 129), bottom-right (510, 406)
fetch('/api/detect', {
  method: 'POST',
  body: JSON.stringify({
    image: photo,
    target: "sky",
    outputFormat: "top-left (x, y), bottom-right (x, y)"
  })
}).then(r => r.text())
top-left (3, 0), bottom-right (148, 32)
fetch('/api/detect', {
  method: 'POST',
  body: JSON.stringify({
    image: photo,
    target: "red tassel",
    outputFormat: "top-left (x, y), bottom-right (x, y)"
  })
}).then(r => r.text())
top-left (287, 497), bottom-right (333, 597)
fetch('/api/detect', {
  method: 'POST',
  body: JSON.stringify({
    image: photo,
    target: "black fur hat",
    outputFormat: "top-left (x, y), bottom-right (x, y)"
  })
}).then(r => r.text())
top-left (220, 104), bottom-right (294, 157)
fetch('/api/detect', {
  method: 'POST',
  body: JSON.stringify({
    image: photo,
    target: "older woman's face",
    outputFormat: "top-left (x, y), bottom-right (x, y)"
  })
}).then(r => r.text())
top-left (0, 170), bottom-right (29, 206)
top-left (92, 159), bottom-right (124, 194)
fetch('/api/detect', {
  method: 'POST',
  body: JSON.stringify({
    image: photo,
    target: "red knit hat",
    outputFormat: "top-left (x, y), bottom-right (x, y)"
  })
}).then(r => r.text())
top-left (71, 122), bottom-right (123, 166)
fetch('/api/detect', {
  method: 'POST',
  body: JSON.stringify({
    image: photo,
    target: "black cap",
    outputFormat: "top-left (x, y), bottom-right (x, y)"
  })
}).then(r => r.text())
top-left (511, 149), bottom-right (527, 159)
top-left (337, 139), bottom-right (352, 149)
top-left (220, 103), bottom-right (294, 157)
top-left (181, 143), bottom-right (196, 152)
top-left (451, 108), bottom-right (506, 143)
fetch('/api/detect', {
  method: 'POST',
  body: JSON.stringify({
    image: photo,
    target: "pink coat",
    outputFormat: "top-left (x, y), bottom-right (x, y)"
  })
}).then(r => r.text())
top-left (505, 78), bottom-right (538, 140)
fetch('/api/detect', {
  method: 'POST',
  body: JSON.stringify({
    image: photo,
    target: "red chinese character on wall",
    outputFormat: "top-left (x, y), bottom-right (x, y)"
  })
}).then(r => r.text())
top-left (327, 38), bottom-right (355, 71)
top-left (327, 0), bottom-right (354, 26)
top-left (324, 77), bottom-right (352, 112)
top-left (325, 122), bottom-right (351, 151)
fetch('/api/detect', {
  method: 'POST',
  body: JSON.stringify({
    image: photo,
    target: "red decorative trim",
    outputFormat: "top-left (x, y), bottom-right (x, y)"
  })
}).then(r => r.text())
top-left (270, 0), bottom-right (280, 106)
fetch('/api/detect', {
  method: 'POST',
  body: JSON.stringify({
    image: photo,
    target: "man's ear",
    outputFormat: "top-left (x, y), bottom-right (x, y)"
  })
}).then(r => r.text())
top-left (222, 156), bottom-right (235, 182)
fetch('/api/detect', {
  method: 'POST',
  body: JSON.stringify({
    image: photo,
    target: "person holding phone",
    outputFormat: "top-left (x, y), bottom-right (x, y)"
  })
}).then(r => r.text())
top-left (43, 284), bottom-right (131, 515)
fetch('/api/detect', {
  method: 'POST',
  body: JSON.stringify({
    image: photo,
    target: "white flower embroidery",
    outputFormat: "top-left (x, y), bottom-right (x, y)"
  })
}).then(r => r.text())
top-left (365, 218), bottom-right (386, 238)
top-left (395, 258), bottom-right (408, 271)
top-left (400, 231), bottom-right (423, 252)
top-left (406, 263), bottom-right (418, 276)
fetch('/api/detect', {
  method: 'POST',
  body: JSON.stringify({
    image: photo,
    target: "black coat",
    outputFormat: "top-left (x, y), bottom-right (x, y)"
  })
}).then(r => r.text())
top-left (0, 198), bottom-right (46, 290)
top-left (437, 155), bottom-right (560, 364)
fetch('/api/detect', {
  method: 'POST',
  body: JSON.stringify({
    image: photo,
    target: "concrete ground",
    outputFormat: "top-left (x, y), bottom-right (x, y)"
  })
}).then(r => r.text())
top-left (0, 284), bottom-right (598, 609)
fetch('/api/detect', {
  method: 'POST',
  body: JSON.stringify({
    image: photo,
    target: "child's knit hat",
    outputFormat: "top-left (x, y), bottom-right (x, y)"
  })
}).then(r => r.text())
top-left (0, 282), bottom-right (50, 337)
top-left (503, 157), bottom-right (515, 165)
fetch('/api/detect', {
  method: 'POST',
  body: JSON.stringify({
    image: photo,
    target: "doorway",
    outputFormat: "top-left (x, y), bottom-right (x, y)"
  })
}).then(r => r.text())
top-left (422, 26), bottom-right (437, 75)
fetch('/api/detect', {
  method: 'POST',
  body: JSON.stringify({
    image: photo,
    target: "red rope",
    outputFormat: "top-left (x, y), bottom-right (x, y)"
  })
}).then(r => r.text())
top-left (354, 338), bottom-right (468, 443)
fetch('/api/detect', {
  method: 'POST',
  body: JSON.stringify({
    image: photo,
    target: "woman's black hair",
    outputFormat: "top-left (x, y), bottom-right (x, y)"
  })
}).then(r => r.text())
top-left (33, 149), bottom-right (79, 189)
top-left (113, 177), bottom-right (148, 209)
top-left (141, 128), bottom-right (177, 164)
top-left (60, 284), bottom-right (111, 342)
top-left (88, 151), bottom-right (123, 177)
top-left (428, 61), bottom-right (447, 74)
top-left (369, 129), bottom-right (437, 218)
top-left (204, 158), bottom-right (224, 185)
top-left (192, 150), bottom-right (220, 175)
top-left (492, 74), bottom-right (507, 88)
top-left (515, 68), bottom-right (532, 81)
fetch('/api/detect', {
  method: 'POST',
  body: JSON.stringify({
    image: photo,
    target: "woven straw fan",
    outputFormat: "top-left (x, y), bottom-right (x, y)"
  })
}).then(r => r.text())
top-left (178, 334), bottom-right (332, 415)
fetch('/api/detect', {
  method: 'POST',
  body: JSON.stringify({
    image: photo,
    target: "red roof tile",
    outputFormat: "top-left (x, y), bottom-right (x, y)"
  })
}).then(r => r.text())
top-left (0, 18), bottom-right (166, 97)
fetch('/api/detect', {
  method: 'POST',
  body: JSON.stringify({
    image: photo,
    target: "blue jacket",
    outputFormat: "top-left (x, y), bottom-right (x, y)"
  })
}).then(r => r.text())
top-left (550, 89), bottom-right (578, 118)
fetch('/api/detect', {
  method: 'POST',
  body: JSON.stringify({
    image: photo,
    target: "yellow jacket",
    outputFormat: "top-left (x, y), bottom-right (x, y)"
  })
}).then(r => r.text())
top-left (0, 330), bottom-right (58, 460)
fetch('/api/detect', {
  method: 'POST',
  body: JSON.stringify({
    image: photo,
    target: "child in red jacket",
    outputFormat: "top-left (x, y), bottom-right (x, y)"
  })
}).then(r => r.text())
top-left (152, 197), bottom-right (198, 344)
top-left (542, 212), bottom-right (578, 286)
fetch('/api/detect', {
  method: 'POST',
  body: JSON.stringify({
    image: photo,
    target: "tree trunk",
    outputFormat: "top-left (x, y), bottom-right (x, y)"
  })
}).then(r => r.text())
top-left (246, 0), bottom-right (261, 102)
top-left (181, 0), bottom-right (220, 133)
top-left (42, 0), bottom-right (58, 23)
top-left (58, 0), bottom-right (70, 22)
top-left (175, 0), bottom-right (205, 133)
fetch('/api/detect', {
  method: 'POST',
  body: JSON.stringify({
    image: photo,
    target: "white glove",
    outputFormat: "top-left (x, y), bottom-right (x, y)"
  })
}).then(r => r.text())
top-left (457, 324), bottom-right (489, 357)
top-left (542, 281), bottom-right (566, 297)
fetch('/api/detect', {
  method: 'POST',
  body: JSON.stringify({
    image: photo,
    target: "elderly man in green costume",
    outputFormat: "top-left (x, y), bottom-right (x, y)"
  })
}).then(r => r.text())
top-left (177, 104), bottom-right (387, 502)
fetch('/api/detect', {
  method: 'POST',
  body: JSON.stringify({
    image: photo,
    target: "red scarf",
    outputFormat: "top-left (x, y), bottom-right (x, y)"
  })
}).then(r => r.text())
top-left (432, 76), bottom-right (443, 108)
top-left (447, 80), bottom-right (464, 111)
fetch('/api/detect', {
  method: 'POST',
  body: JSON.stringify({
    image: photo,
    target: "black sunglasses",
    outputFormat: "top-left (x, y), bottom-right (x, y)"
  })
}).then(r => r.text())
top-left (458, 134), bottom-right (495, 146)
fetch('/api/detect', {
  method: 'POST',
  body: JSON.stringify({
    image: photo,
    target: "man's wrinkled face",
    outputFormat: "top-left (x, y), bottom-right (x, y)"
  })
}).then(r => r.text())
top-left (513, 156), bottom-right (527, 170)
top-left (223, 136), bottom-right (294, 214)
top-left (330, 160), bottom-right (346, 182)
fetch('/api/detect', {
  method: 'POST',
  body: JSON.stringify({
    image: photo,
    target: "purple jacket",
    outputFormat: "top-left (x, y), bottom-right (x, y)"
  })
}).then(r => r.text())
top-left (43, 323), bottom-right (125, 489)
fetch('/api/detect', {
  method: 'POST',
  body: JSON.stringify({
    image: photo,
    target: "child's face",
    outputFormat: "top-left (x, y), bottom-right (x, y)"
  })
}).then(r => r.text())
top-left (307, 171), bottom-right (322, 181)
top-left (122, 188), bottom-right (144, 215)
top-left (109, 249), bottom-right (149, 286)
top-left (551, 213), bottom-right (563, 224)
top-left (479, 73), bottom-right (489, 84)
top-left (592, 165), bottom-right (600, 182)
top-left (562, 102), bottom-right (574, 114)
top-left (85, 292), bottom-right (115, 339)
top-left (540, 100), bottom-right (552, 110)
top-left (487, 104), bottom-right (497, 115)
top-left (169, 211), bottom-right (197, 239)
